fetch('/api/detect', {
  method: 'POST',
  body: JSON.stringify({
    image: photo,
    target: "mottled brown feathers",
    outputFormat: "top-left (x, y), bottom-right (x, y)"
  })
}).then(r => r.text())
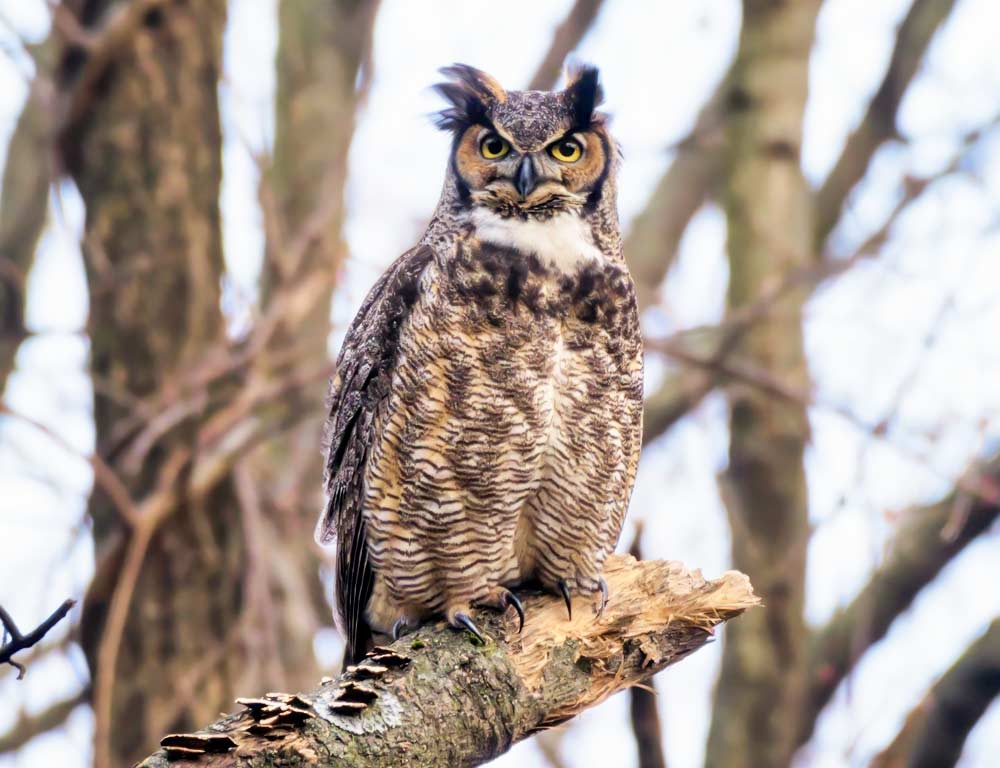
top-left (319, 245), bottom-right (434, 663)
top-left (321, 65), bottom-right (640, 665)
top-left (432, 64), bottom-right (507, 132)
top-left (433, 62), bottom-right (606, 144)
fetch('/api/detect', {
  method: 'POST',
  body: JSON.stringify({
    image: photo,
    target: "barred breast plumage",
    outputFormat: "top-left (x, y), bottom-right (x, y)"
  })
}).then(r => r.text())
top-left (318, 63), bottom-right (643, 663)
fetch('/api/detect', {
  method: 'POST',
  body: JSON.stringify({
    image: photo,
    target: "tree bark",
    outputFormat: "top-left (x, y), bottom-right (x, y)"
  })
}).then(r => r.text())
top-left (871, 617), bottom-right (1000, 768)
top-left (135, 556), bottom-right (758, 768)
top-left (57, 1), bottom-right (382, 763)
top-left (62, 2), bottom-right (232, 765)
top-left (706, 2), bottom-right (820, 767)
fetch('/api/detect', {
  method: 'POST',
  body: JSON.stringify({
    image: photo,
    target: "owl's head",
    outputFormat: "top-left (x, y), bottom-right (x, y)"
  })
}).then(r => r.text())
top-left (433, 64), bottom-right (616, 220)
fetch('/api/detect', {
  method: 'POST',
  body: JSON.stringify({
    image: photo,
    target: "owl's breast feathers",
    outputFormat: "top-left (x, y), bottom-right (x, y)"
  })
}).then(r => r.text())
top-left (321, 230), bottom-right (643, 663)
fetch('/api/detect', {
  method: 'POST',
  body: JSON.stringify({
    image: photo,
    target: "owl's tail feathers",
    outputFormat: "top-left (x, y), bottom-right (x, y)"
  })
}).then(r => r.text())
top-left (342, 621), bottom-right (374, 668)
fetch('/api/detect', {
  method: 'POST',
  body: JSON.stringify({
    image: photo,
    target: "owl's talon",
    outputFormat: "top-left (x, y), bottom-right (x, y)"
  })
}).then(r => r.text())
top-left (500, 589), bottom-right (525, 633)
top-left (595, 578), bottom-right (609, 618)
top-left (391, 617), bottom-right (412, 640)
top-left (452, 612), bottom-right (486, 645)
top-left (557, 579), bottom-right (573, 620)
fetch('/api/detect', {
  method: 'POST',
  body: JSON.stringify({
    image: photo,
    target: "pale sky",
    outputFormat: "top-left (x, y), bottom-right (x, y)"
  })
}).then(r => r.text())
top-left (1, 1), bottom-right (999, 767)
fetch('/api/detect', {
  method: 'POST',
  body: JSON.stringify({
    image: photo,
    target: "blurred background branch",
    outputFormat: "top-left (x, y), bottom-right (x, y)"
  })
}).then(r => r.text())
top-left (0, 0), bottom-right (997, 766)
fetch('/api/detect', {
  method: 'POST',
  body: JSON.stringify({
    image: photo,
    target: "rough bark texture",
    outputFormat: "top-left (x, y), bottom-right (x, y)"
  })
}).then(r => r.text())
top-left (706, 2), bottom-right (820, 767)
top-left (135, 556), bottom-right (758, 768)
top-left (798, 455), bottom-right (1000, 748)
top-left (871, 617), bottom-right (1000, 768)
top-left (64, 2), bottom-right (232, 765)
top-left (56, 2), bottom-right (381, 764)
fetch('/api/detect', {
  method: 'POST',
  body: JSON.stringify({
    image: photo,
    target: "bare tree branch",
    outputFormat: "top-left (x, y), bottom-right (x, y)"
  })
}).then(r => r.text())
top-left (0, 35), bottom-right (58, 393)
top-left (0, 599), bottom-right (76, 679)
top-left (870, 617), bottom-right (1000, 768)
top-left (135, 557), bottom-right (757, 768)
top-left (624, 70), bottom-right (730, 311)
top-left (527, 0), bottom-right (606, 91)
top-left (796, 455), bottom-right (1000, 749)
top-left (641, 367), bottom-right (716, 446)
top-left (0, 687), bottom-right (89, 753)
top-left (814, 0), bottom-right (959, 247)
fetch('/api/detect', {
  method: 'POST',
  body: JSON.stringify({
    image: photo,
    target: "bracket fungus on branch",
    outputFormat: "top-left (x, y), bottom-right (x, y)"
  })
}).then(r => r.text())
top-left (137, 555), bottom-right (759, 768)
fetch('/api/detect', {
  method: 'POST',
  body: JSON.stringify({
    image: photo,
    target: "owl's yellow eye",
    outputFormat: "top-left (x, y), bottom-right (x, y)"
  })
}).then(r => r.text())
top-left (480, 134), bottom-right (510, 159)
top-left (549, 138), bottom-right (583, 163)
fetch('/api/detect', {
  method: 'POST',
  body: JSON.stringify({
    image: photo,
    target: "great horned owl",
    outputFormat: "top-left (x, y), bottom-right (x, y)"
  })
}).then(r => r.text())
top-left (318, 64), bottom-right (643, 664)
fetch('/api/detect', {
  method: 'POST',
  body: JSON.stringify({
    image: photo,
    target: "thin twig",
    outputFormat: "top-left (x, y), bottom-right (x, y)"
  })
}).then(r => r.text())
top-left (0, 402), bottom-right (138, 526)
top-left (0, 600), bottom-right (76, 679)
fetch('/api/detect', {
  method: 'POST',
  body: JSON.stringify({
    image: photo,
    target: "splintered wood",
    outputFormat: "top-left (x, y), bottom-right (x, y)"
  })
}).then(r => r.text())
top-left (504, 555), bottom-right (759, 721)
top-left (140, 556), bottom-right (758, 768)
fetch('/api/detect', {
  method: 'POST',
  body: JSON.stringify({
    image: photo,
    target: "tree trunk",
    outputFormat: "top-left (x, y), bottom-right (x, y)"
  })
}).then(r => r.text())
top-left (706, 2), bottom-right (820, 767)
top-left (237, 0), bottom-right (381, 695)
top-left (135, 556), bottom-right (758, 768)
top-left (61, 2), bottom-right (383, 764)
top-left (64, 2), bottom-right (234, 765)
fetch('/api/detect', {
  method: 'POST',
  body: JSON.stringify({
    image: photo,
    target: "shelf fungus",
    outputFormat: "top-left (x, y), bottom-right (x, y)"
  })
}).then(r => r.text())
top-left (159, 732), bottom-right (236, 759)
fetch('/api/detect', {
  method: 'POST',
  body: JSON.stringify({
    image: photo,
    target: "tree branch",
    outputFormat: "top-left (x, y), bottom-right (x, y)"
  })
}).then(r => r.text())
top-left (814, 0), bottom-right (958, 247)
top-left (0, 687), bottom-right (89, 753)
top-left (870, 617), bottom-right (1000, 768)
top-left (624, 67), bottom-right (731, 310)
top-left (796, 455), bottom-right (1000, 748)
top-left (0, 599), bottom-right (75, 679)
top-left (136, 556), bottom-right (757, 767)
top-left (0, 35), bottom-right (58, 394)
top-left (527, 0), bottom-right (605, 91)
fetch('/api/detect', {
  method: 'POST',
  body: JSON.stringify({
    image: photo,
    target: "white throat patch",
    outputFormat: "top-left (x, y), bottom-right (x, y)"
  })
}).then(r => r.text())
top-left (470, 209), bottom-right (604, 272)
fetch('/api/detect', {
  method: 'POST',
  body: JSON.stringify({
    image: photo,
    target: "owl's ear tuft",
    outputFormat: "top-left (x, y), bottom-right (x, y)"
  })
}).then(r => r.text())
top-left (432, 64), bottom-right (507, 132)
top-left (564, 63), bottom-right (604, 128)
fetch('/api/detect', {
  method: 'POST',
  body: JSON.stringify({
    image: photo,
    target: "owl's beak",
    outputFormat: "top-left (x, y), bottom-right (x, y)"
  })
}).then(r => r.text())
top-left (515, 157), bottom-right (537, 200)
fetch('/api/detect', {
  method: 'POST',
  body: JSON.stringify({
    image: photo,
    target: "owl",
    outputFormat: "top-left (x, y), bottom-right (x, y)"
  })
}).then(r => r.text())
top-left (318, 64), bottom-right (643, 664)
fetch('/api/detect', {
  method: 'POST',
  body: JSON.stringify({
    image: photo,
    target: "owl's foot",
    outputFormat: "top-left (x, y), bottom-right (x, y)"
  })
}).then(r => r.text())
top-left (552, 576), bottom-right (608, 620)
top-left (500, 590), bottom-right (526, 633)
top-left (557, 579), bottom-right (573, 620)
top-left (391, 617), bottom-right (416, 641)
top-left (447, 608), bottom-right (487, 646)
top-left (595, 577), bottom-right (609, 618)
top-left (476, 587), bottom-right (525, 633)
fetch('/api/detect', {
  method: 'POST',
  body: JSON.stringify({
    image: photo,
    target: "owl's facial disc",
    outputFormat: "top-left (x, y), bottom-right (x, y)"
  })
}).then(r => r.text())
top-left (434, 63), bottom-right (614, 219)
top-left (452, 124), bottom-right (608, 215)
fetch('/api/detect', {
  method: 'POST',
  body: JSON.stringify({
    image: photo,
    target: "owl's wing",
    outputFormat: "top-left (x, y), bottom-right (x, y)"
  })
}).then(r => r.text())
top-left (318, 244), bottom-right (434, 663)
